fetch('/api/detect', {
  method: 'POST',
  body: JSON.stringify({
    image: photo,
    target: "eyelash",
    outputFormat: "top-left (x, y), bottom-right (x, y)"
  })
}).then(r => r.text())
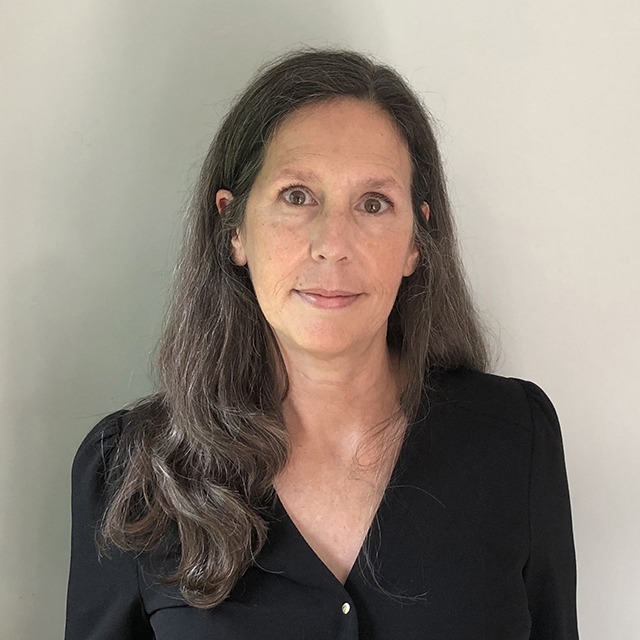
top-left (278, 183), bottom-right (395, 213)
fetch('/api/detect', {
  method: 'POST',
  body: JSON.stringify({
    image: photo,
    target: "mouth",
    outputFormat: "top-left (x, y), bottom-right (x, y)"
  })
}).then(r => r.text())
top-left (293, 289), bottom-right (361, 309)
top-left (295, 288), bottom-right (360, 297)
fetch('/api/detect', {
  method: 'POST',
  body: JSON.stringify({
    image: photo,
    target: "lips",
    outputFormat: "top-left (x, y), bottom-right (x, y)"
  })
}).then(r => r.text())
top-left (294, 289), bottom-right (361, 309)
top-left (296, 289), bottom-right (360, 297)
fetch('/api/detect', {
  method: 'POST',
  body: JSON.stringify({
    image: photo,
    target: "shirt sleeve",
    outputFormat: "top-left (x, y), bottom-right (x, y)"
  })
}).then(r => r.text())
top-left (64, 410), bottom-right (155, 640)
top-left (516, 379), bottom-right (579, 639)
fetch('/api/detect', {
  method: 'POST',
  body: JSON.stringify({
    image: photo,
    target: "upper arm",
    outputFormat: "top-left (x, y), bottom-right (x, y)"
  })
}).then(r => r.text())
top-left (515, 379), bottom-right (579, 639)
top-left (64, 410), bottom-right (155, 640)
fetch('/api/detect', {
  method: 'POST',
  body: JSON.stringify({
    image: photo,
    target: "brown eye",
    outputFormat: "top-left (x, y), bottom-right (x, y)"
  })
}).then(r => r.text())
top-left (364, 198), bottom-right (382, 214)
top-left (288, 189), bottom-right (307, 205)
top-left (358, 193), bottom-right (394, 216)
top-left (280, 185), bottom-right (314, 206)
top-left (360, 193), bottom-right (394, 216)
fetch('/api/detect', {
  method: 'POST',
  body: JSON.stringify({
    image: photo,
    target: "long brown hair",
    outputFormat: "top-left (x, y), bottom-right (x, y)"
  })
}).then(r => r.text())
top-left (96, 46), bottom-right (493, 608)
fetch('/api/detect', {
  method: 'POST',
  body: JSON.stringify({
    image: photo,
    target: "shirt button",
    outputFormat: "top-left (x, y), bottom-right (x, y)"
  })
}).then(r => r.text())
top-left (341, 602), bottom-right (351, 614)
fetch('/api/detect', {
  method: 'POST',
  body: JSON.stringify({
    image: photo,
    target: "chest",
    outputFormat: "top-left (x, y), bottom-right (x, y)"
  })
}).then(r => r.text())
top-left (272, 451), bottom-right (397, 586)
top-left (143, 403), bottom-right (536, 639)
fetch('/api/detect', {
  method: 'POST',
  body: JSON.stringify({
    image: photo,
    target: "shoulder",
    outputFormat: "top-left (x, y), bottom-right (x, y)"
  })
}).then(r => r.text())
top-left (416, 369), bottom-right (569, 493)
top-left (427, 367), bottom-right (558, 427)
top-left (73, 397), bottom-right (162, 465)
top-left (422, 368), bottom-right (563, 459)
top-left (76, 409), bottom-right (130, 448)
top-left (72, 409), bottom-right (130, 467)
top-left (70, 408), bottom-right (142, 499)
top-left (71, 397), bottom-right (166, 488)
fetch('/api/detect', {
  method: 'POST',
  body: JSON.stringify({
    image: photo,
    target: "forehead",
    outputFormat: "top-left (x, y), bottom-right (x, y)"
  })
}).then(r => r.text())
top-left (259, 98), bottom-right (412, 187)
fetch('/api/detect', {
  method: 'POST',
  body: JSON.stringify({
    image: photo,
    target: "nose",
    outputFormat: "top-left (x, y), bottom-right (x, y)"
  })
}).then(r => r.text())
top-left (309, 204), bottom-right (353, 263)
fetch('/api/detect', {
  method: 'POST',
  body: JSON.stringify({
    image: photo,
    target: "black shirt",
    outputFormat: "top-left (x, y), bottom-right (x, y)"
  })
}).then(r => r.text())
top-left (64, 369), bottom-right (579, 639)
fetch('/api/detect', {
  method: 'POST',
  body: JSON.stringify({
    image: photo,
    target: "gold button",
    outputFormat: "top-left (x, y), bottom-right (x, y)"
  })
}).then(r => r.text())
top-left (342, 602), bottom-right (351, 614)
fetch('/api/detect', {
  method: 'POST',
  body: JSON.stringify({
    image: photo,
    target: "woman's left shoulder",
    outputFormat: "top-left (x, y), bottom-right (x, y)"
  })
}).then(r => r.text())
top-left (427, 367), bottom-right (560, 430)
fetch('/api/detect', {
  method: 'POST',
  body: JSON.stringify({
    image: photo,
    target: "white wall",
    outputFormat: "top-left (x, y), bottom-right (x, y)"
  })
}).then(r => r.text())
top-left (1, 1), bottom-right (638, 637)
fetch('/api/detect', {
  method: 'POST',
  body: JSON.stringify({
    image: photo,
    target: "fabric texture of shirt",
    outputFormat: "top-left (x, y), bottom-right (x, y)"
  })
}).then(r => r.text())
top-left (64, 368), bottom-right (579, 639)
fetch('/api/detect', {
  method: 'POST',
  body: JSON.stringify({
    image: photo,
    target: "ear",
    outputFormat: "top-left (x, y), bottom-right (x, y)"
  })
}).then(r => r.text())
top-left (402, 202), bottom-right (430, 277)
top-left (421, 201), bottom-right (430, 222)
top-left (215, 188), bottom-right (234, 216)
top-left (215, 189), bottom-right (247, 266)
top-left (231, 230), bottom-right (248, 266)
top-left (403, 242), bottom-right (420, 277)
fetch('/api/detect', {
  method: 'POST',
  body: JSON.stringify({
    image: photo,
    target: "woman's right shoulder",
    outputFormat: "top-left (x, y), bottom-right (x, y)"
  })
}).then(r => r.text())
top-left (72, 399), bottom-right (163, 479)
top-left (71, 408), bottom-right (137, 488)
top-left (74, 409), bottom-right (130, 457)
top-left (80, 408), bottom-right (130, 444)
top-left (66, 407), bottom-right (157, 638)
top-left (75, 397), bottom-right (163, 455)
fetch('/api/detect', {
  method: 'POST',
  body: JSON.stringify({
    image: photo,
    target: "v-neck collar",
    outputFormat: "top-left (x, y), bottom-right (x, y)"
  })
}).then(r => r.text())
top-left (255, 384), bottom-right (432, 592)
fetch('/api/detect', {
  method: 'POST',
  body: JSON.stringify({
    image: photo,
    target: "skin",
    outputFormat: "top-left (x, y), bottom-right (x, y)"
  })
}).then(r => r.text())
top-left (215, 97), bottom-right (430, 465)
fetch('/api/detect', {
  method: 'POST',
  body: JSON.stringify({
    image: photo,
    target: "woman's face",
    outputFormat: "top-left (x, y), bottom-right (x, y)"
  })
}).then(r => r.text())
top-left (216, 97), bottom-right (429, 361)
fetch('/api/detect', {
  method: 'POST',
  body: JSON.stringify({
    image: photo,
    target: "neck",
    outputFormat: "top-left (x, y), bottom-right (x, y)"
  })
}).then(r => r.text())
top-left (278, 341), bottom-right (404, 459)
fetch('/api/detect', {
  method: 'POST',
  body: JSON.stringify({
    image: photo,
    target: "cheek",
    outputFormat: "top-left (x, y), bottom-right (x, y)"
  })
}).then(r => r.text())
top-left (364, 240), bottom-right (414, 306)
top-left (247, 225), bottom-right (303, 290)
top-left (370, 233), bottom-right (413, 274)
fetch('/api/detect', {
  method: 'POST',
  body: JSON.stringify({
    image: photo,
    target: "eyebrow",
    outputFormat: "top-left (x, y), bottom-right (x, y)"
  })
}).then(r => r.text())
top-left (267, 168), bottom-right (404, 192)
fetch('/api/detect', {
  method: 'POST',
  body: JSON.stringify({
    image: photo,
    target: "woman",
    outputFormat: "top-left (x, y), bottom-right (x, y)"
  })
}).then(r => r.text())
top-left (64, 47), bottom-right (579, 639)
